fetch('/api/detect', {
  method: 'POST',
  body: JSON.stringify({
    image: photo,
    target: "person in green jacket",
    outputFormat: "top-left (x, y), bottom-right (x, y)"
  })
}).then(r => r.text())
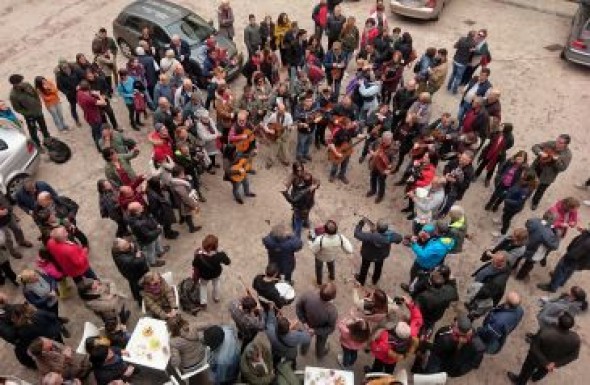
top-left (240, 342), bottom-right (275, 385)
top-left (102, 147), bottom-right (140, 188)
top-left (8, 74), bottom-right (51, 148)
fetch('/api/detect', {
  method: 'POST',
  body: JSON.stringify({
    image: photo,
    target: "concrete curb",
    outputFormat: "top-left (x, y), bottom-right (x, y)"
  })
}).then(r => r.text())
top-left (492, 0), bottom-right (577, 18)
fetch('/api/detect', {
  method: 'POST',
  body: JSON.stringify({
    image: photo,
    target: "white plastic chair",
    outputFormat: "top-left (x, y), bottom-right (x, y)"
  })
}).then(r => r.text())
top-left (413, 372), bottom-right (448, 385)
top-left (76, 321), bottom-right (101, 354)
top-left (364, 369), bottom-right (408, 385)
top-left (172, 347), bottom-right (211, 384)
top-left (142, 271), bottom-right (180, 314)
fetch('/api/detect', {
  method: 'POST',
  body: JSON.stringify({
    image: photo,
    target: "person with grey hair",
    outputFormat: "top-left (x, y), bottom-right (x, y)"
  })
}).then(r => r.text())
top-left (366, 130), bottom-right (398, 204)
top-left (168, 34), bottom-right (191, 69)
top-left (514, 212), bottom-right (560, 280)
top-left (410, 176), bottom-right (446, 234)
top-left (358, 67), bottom-right (381, 122)
top-left (160, 49), bottom-right (180, 78)
top-left (262, 102), bottom-right (293, 166)
top-left (262, 224), bottom-right (303, 284)
top-left (195, 108), bottom-right (221, 173)
top-left (135, 46), bottom-right (158, 100)
top-left (354, 217), bottom-right (402, 286)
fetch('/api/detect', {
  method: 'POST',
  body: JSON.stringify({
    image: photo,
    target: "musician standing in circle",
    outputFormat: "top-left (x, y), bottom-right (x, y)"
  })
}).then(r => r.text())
top-left (366, 131), bottom-right (399, 204)
top-left (327, 116), bottom-right (357, 184)
top-left (359, 103), bottom-right (393, 164)
top-left (222, 144), bottom-right (256, 205)
top-left (530, 134), bottom-right (572, 211)
top-left (294, 93), bottom-right (318, 163)
top-left (262, 102), bottom-right (293, 166)
top-left (228, 110), bottom-right (258, 171)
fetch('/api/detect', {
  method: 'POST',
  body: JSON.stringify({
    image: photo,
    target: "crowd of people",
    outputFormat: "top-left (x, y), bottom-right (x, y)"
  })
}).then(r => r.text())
top-left (0, 0), bottom-right (589, 384)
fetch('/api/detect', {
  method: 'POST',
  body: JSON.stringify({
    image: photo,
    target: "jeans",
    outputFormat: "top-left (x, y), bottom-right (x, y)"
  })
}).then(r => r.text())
top-left (315, 258), bottom-right (335, 285)
top-left (296, 131), bottom-right (314, 159)
top-left (66, 97), bottom-right (80, 124)
top-left (232, 178), bottom-right (251, 201)
top-left (447, 61), bottom-right (466, 94)
top-left (513, 350), bottom-right (549, 385)
top-left (341, 346), bottom-right (358, 367)
top-left (46, 103), bottom-right (67, 131)
top-left (369, 170), bottom-right (387, 198)
top-left (550, 257), bottom-right (576, 291)
top-left (357, 258), bottom-right (384, 286)
top-left (141, 237), bottom-right (164, 265)
top-left (24, 115), bottom-right (51, 147)
top-left (89, 122), bottom-right (104, 151)
top-left (199, 277), bottom-right (220, 305)
top-left (330, 156), bottom-right (350, 179)
top-left (292, 210), bottom-right (305, 239)
top-left (531, 183), bottom-right (550, 207)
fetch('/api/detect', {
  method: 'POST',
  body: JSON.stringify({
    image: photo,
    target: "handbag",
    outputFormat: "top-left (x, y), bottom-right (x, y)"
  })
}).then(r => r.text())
top-left (133, 93), bottom-right (146, 112)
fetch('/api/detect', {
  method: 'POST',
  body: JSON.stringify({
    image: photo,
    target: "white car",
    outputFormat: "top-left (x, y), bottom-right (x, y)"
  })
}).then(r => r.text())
top-left (390, 0), bottom-right (450, 21)
top-left (0, 119), bottom-right (41, 198)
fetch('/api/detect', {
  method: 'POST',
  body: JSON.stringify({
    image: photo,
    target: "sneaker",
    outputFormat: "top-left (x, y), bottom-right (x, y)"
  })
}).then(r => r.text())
top-left (150, 260), bottom-right (166, 267)
top-left (339, 176), bottom-right (350, 185)
top-left (337, 354), bottom-right (344, 368)
top-left (536, 283), bottom-right (555, 293)
top-left (366, 190), bottom-right (376, 198)
top-left (492, 218), bottom-right (501, 225)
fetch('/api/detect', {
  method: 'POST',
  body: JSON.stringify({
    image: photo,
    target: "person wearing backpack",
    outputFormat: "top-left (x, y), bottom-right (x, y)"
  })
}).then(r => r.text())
top-left (309, 220), bottom-right (353, 285)
top-left (476, 291), bottom-right (523, 355)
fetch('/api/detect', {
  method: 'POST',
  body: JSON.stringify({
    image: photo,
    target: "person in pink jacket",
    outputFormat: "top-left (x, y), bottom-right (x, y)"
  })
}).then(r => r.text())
top-left (45, 227), bottom-right (97, 284)
top-left (547, 197), bottom-right (580, 238)
top-left (337, 317), bottom-right (370, 369)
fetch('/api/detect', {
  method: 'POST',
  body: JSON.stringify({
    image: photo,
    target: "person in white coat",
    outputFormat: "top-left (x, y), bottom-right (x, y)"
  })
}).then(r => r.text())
top-left (410, 177), bottom-right (446, 234)
top-left (195, 109), bottom-right (221, 173)
top-left (310, 220), bottom-right (353, 285)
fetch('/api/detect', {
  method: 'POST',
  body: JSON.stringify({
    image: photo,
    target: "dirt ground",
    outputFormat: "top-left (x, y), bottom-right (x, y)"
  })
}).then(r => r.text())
top-left (1, 0), bottom-right (590, 384)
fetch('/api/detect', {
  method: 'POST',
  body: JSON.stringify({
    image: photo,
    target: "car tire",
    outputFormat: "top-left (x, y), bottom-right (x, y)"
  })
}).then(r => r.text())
top-left (118, 38), bottom-right (133, 58)
top-left (6, 174), bottom-right (28, 203)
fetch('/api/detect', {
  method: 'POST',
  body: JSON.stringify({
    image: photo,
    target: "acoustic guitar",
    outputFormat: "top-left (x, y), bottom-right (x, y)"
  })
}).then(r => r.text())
top-left (328, 136), bottom-right (368, 164)
top-left (267, 122), bottom-right (285, 142)
top-left (234, 128), bottom-right (255, 153)
top-left (229, 158), bottom-right (249, 183)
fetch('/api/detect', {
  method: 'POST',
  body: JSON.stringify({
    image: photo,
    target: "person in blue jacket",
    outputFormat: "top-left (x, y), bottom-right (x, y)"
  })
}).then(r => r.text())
top-left (409, 221), bottom-right (455, 281)
top-left (15, 178), bottom-right (59, 215)
top-left (116, 69), bottom-right (142, 130)
top-left (262, 224), bottom-right (303, 284)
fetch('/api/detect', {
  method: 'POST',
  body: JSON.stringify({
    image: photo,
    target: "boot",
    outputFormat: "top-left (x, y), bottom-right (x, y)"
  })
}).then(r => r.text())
top-left (185, 216), bottom-right (202, 233)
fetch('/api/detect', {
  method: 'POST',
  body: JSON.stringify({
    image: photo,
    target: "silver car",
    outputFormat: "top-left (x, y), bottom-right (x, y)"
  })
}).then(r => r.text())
top-left (390, 0), bottom-right (450, 21)
top-left (0, 118), bottom-right (41, 198)
top-left (562, 0), bottom-right (590, 67)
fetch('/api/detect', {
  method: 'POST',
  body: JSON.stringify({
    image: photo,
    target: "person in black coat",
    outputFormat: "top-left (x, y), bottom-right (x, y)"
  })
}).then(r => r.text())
top-left (169, 35), bottom-right (191, 70)
top-left (474, 123), bottom-right (515, 186)
top-left (55, 60), bottom-right (82, 126)
top-left (97, 179), bottom-right (129, 238)
top-left (145, 176), bottom-right (178, 240)
top-left (538, 226), bottom-right (590, 293)
top-left (507, 313), bottom-right (580, 384)
top-left (126, 202), bottom-right (165, 268)
top-left (414, 271), bottom-right (458, 333)
top-left (111, 238), bottom-right (149, 305)
top-left (89, 343), bottom-right (136, 385)
top-left (262, 224), bottom-right (303, 283)
top-left (353, 217), bottom-right (402, 286)
top-left (484, 150), bottom-right (528, 212)
top-left (439, 150), bottom-right (475, 216)
top-left (466, 252), bottom-right (511, 319)
top-left (136, 47), bottom-right (158, 100)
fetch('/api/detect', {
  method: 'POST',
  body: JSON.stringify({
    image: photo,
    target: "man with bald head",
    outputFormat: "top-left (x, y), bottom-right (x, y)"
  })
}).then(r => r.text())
top-left (477, 291), bottom-right (523, 354)
top-left (168, 34), bottom-right (191, 69)
top-left (466, 251), bottom-right (511, 319)
top-left (174, 78), bottom-right (202, 110)
top-left (35, 191), bottom-right (88, 247)
top-left (263, 102), bottom-right (294, 166)
top-left (126, 202), bottom-right (166, 267)
top-left (46, 226), bottom-right (97, 283)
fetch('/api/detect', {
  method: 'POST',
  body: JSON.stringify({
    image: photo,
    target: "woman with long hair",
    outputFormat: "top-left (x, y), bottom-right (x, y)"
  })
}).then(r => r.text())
top-left (493, 169), bottom-right (539, 236)
top-left (34, 76), bottom-right (68, 131)
top-left (274, 13), bottom-right (291, 66)
top-left (476, 123), bottom-right (515, 186)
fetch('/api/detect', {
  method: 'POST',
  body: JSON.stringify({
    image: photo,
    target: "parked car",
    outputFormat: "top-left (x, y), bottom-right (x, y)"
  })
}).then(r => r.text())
top-left (113, 0), bottom-right (243, 87)
top-left (0, 119), bottom-right (40, 199)
top-left (562, 0), bottom-right (590, 67)
top-left (390, 0), bottom-right (450, 21)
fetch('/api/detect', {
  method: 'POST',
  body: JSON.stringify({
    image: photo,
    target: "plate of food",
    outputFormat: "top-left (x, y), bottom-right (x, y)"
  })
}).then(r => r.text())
top-left (305, 369), bottom-right (349, 385)
top-left (142, 326), bottom-right (154, 337)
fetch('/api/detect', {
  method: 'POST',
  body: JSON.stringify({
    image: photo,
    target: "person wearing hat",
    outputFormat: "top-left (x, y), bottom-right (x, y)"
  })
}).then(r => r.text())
top-left (9, 74), bottom-right (52, 149)
top-left (354, 217), bottom-right (403, 286)
top-left (368, 296), bottom-right (422, 374)
top-left (203, 324), bottom-right (240, 385)
top-left (407, 220), bottom-right (455, 283)
top-left (420, 314), bottom-right (484, 377)
top-left (507, 312), bottom-right (580, 385)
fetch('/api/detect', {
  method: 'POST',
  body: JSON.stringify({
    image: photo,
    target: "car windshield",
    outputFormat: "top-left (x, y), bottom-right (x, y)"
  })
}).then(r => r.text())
top-left (172, 14), bottom-right (214, 42)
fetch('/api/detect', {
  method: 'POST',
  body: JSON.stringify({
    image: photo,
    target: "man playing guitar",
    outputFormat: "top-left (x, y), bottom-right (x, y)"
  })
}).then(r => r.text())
top-left (327, 116), bottom-right (364, 184)
top-left (223, 144), bottom-right (257, 204)
top-left (314, 86), bottom-right (333, 149)
top-left (366, 131), bottom-right (398, 203)
top-left (262, 102), bottom-right (293, 166)
top-left (294, 93), bottom-right (319, 163)
top-left (229, 109), bottom-right (257, 173)
top-left (359, 103), bottom-right (393, 164)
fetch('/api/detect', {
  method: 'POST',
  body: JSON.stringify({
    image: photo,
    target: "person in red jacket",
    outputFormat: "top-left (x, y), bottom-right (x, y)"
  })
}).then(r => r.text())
top-left (312, 0), bottom-right (329, 40)
top-left (148, 124), bottom-right (174, 166)
top-left (367, 296), bottom-right (422, 374)
top-left (46, 226), bottom-right (97, 284)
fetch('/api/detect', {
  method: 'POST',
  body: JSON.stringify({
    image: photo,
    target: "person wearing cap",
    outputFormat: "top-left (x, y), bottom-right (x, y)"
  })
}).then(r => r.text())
top-left (476, 291), bottom-right (524, 354)
top-left (9, 74), bottom-right (52, 149)
top-left (368, 296), bottom-right (422, 374)
top-left (354, 217), bottom-right (403, 286)
top-left (537, 224), bottom-right (590, 293)
top-left (296, 282), bottom-right (338, 358)
top-left (421, 314), bottom-right (484, 377)
top-left (507, 312), bottom-right (580, 385)
top-left (203, 324), bottom-right (240, 385)
top-left (408, 220), bottom-right (455, 282)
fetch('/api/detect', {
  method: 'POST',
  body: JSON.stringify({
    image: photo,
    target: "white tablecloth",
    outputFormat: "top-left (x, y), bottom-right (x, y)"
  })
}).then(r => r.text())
top-left (304, 366), bottom-right (354, 385)
top-left (124, 317), bottom-right (170, 371)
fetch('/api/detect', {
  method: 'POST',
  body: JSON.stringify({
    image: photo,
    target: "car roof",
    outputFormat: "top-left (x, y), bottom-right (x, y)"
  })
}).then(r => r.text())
top-left (121, 0), bottom-right (189, 26)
